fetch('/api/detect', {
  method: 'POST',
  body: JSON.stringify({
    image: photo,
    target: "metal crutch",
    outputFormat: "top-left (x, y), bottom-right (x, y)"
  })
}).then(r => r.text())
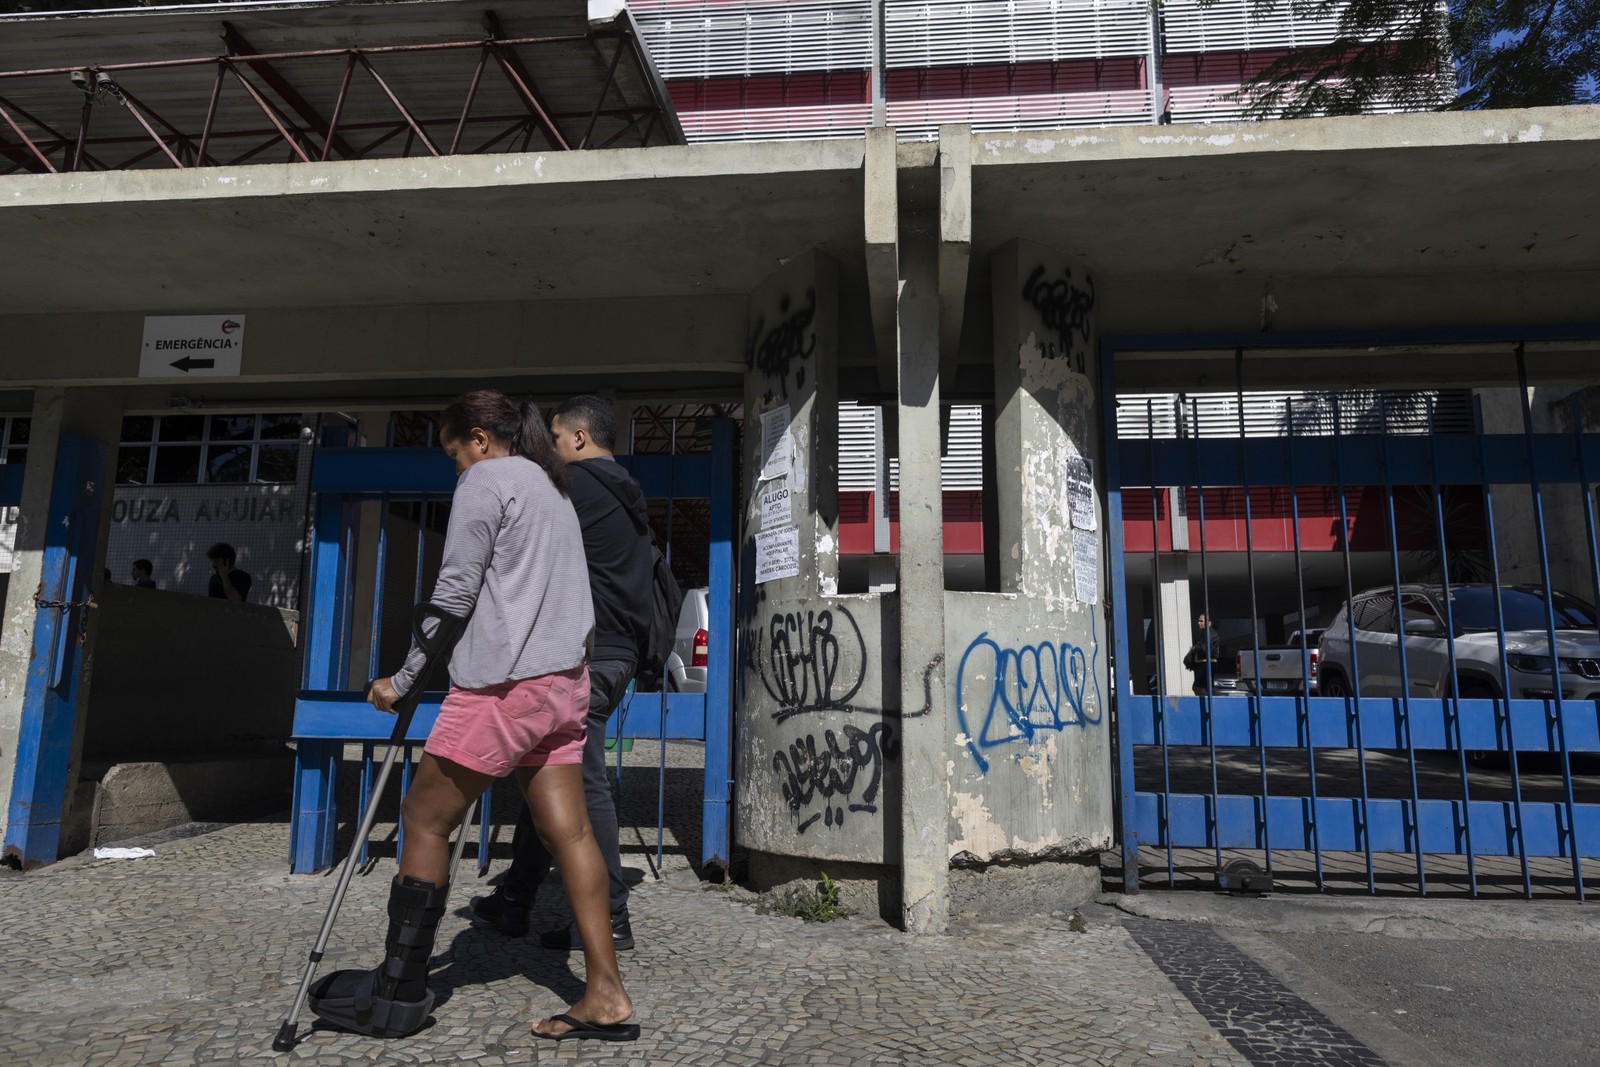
top-left (273, 603), bottom-right (466, 1053)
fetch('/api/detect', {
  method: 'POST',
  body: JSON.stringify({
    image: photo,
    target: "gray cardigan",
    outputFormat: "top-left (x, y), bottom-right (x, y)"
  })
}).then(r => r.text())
top-left (392, 456), bottom-right (593, 695)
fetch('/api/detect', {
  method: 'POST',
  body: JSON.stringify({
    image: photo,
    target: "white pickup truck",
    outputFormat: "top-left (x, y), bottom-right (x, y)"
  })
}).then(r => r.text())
top-left (1234, 629), bottom-right (1324, 696)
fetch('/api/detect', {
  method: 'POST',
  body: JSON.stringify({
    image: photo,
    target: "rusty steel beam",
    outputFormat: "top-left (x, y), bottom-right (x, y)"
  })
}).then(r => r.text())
top-left (226, 134), bottom-right (289, 167)
top-left (470, 119), bottom-right (530, 155)
top-left (357, 54), bottom-right (441, 157)
top-left (68, 97), bottom-right (92, 171)
top-left (488, 45), bottom-right (569, 151)
top-left (114, 83), bottom-right (206, 166)
top-left (224, 22), bottom-right (358, 161)
top-left (224, 60), bottom-right (313, 163)
top-left (0, 35), bottom-right (592, 80)
top-left (197, 60), bottom-right (226, 167)
top-left (0, 135), bottom-right (46, 174)
top-left (0, 96), bottom-right (57, 172)
top-left (485, 12), bottom-right (571, 151)
top-left (0, 28), bottom-right (671, 171)
top-left (579, 33), bottom-right (629, 150)
top-left (0, 92), bottom-right (112, 171)
top-left (320, 54), bottom-right (357, 162)
top-left (449, 45), bottom-right (490, 155)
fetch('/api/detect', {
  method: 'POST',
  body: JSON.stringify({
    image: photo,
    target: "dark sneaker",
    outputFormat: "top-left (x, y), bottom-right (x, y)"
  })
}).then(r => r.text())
top-left (468, 886), bottom-right (529, 937)
top-left (538, 912), bottom-right (634, 952)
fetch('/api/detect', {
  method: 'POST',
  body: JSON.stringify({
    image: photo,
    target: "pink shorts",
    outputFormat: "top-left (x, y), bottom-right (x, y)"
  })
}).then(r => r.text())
top-left (424, 665), bottom-right (590, 777)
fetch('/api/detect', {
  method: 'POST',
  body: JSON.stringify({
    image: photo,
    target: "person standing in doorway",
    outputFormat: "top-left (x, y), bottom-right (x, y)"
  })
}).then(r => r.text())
top-left (1187, 613), bottom-right (1220, 695)
top-left (131, 559), bottom-right (157, 589)
top-left (471, 394), bottom-right (652, 953)
top-left (206, 543), bottom-right (252, 602)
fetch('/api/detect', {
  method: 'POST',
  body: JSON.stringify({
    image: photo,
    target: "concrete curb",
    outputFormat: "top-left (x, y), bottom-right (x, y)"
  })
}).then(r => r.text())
top-left (1098, 890), bottom-right (1600, 940)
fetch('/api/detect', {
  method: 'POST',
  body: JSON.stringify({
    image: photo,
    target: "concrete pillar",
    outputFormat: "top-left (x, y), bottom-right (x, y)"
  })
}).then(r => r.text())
top-left (1156, 553), bottom-right (1193, 695)
top-left (896, 218), bottom-right (951, 933)
top-left (942, 238), bottom-right (1111, 897)
top-left (737, 249), bottom-right (905, 908)
top-left (0, 386), bottom-right (121, 861)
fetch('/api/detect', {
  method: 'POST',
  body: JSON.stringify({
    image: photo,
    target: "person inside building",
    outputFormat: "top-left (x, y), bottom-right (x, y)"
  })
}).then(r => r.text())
top-left (130, 559), bottom-right (157, 589)
top-left (470, 394), bottom-right (652, 953)
top-left (1185, 613), bottom-right (1221, 695)
top-left (306, 389), bottom-right (637, 1043)
top-left (206, 542), bottom-right (252, 603)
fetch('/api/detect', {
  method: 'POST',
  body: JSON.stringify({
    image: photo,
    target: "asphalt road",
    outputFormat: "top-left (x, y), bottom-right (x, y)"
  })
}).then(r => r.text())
top-left (1248, 928), bottom-right (1600, 1067)
top-left (1110, 893), bottom-right (1600, 1067)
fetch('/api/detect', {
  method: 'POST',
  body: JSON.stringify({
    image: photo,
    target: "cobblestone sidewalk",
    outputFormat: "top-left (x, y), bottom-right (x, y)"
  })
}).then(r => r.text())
top-left (1, 748), bottom-right (1246, 1066)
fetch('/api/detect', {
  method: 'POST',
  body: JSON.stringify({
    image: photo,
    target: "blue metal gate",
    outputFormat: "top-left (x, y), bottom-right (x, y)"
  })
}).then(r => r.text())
top-left (288, 421), bottom-right (737, 874)
top-left (1104, 327), bottom-right (1600, 898)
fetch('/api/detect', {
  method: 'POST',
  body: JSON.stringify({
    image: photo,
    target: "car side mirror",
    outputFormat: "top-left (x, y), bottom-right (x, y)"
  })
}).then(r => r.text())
top-left (1403, 617), bottom-right (1442, 635)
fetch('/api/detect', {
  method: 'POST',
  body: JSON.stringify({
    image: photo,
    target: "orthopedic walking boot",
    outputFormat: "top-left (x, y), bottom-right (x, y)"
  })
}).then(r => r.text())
top-left (308, 876), bottom-right (448, 1038)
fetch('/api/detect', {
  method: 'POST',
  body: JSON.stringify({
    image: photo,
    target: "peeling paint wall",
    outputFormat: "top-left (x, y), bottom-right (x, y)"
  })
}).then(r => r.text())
top-left (944, 240), bottom-right (1113, 864)
top-left (736, 251), bottom-right (901, 863)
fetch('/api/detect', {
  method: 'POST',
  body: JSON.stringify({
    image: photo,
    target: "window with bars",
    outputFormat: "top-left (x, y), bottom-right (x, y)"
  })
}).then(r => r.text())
top-left (115, 414), bottom-right (303, 485)
top-left (0, 417), bottom-right (30, 466)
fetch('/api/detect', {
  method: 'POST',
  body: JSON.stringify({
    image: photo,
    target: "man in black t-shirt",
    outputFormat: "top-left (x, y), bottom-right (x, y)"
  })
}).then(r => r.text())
top-left (470, 395), bottom-right (653, 951)
top-left (206, 543), bottom-right (253, 603)
top-left (131, 559), bottom-right (158, 589)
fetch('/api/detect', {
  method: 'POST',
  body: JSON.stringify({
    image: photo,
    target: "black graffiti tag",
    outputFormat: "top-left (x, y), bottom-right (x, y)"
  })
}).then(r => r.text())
top-left (745, 289), bottom-right (818, 395)
top-left (761, 607), bottom-right (867, 723)
top-left (772, 722), bottom-right (897, 834)
top-left (1021, 265), bottom-right (1095, 372)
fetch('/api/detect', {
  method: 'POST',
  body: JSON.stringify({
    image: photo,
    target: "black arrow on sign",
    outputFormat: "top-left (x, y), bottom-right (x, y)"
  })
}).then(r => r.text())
top-left (170, 356), bottom-right (216, 372)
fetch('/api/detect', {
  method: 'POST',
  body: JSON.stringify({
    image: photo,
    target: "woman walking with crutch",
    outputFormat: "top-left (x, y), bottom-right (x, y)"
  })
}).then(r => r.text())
top-left (307, 389), bottom-right (637, 1043)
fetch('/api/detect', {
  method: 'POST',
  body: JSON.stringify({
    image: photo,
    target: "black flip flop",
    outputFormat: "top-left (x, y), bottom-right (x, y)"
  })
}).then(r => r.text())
top-left (532, 1013), bottom-right (640, 1042)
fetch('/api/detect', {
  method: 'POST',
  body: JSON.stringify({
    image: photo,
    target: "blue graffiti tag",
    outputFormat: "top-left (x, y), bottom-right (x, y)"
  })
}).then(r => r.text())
top-left (955, 632), bottom-right (1102, 774)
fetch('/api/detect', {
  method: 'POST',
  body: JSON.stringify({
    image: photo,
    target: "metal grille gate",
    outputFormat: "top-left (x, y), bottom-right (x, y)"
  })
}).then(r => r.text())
top-left (1104, 327), bottom-right (1600, 898)
top-left (287, 423), bottom-right (736, 875)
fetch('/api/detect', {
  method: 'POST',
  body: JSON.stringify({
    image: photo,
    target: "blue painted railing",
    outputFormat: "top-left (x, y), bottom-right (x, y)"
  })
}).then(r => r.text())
top-left (1104, 324), bottom-right (1600, 898)
top-left (288, 421), bottom-right (736, 875)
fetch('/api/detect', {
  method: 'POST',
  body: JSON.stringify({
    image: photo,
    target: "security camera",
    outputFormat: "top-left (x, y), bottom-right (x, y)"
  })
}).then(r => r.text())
top-left (94, 71), bottom-right (114, 91)
top-left (69, 69), bottom-right (89, 92)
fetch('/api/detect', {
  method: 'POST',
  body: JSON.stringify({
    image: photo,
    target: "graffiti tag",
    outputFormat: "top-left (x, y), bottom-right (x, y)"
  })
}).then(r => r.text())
top-left (772, 722), bottom-right (897, 834)
top-left (746, 289), bottom-right (818, 396)
top-left (760, 607), bottom-right (866, 721)
top-left (955, 631), bottom-right (1102, 774)
top-left (1021, 264), bottom-right (1094, 373)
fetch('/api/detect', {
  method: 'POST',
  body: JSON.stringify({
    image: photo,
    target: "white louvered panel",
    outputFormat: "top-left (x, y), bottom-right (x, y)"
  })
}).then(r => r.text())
top-left (837, 404), bottom-right (984, 491)
top-left (941, 405), bottom-right (985, 490)
top-left (885, 0), bottom-right (1153, 67)
top-left (1165, 82), bottom-right (1436, 123)
top-left (1117, 394), bottom-right (1183, 440)
top-left (1160, 0), bottom-right (1352, 53)
top-left (1160, 0), bottom-right (1446, 54)
top-left (677, 102), bottom-right (873, 143)
top-left (887, 89), bottom-right (1152, 139)
top-left (839, 403), bottom-right (880, 490)
top-left (1116, 391), bottom-right (1475, 439)
top-left (632, 0), bottom-right (872, 79)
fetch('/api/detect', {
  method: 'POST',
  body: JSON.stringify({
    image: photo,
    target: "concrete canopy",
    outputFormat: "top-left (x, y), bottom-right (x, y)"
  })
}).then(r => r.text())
top-left (963, 106), bottom-right (1600, 392)
top-left (3, 103), bottom-right (1598, 404)
top-left (0, 139), bottom-right (871, 403)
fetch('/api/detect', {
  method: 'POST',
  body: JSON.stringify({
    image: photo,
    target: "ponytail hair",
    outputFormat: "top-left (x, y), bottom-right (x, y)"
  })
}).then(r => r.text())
top-left (440, 389), bottom-right (570, 495)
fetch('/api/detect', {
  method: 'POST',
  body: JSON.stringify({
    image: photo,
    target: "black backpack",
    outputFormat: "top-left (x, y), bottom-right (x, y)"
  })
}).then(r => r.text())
top-left (635, 538), bottom-right (685, 692)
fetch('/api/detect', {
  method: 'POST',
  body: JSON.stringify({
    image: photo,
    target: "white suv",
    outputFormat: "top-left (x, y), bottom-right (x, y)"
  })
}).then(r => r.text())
top-left (1318, 584), bottom-right (1600, 700)
top-left (662, 587), bottom-right (710, 693)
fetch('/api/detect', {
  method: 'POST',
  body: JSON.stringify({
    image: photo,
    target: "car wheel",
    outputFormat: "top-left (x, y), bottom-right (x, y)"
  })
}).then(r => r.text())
top-left (1320, 673), bottom-right (1350, 698)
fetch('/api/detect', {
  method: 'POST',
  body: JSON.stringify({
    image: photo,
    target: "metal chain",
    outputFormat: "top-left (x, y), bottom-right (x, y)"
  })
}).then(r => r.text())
top-left (32, 582), bottom-right (96, 646)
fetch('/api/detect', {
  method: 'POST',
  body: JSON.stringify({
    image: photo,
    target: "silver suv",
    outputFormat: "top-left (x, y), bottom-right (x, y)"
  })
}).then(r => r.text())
top-left (1318, 584), bottom-right (1600, 700)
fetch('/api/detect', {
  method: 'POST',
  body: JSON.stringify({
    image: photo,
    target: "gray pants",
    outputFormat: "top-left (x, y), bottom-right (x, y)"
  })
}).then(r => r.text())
top-left (503, 658), bottom-right (634, 917)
